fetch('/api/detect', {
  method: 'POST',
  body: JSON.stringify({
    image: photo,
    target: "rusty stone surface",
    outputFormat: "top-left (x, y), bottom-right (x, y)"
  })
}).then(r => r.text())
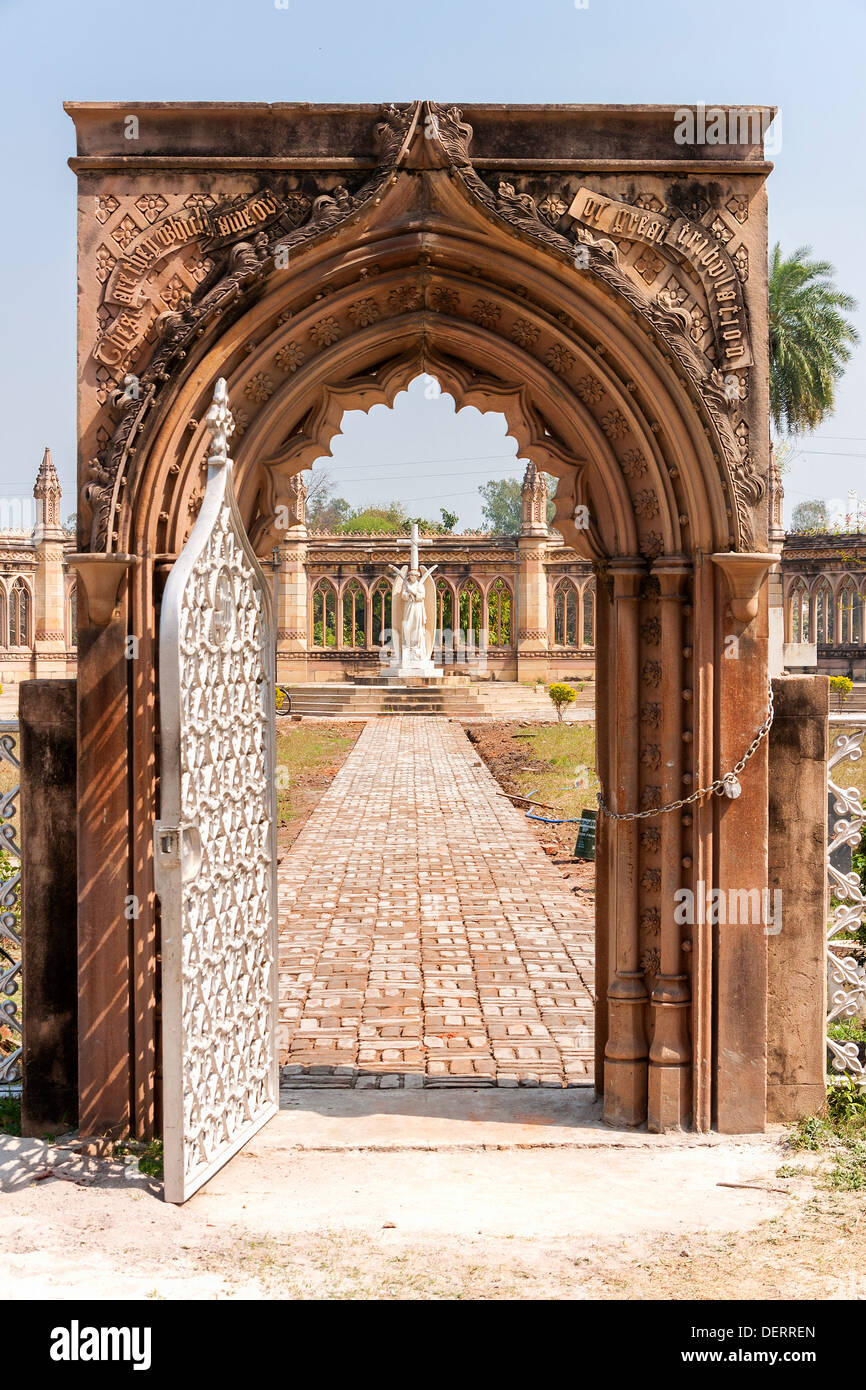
top-left (20, 680), bottom-right (78, 1136)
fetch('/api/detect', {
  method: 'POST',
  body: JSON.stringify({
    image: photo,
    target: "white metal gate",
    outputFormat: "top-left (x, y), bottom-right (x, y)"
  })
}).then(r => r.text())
top-left (154, 378), bottom-right (278, 1204)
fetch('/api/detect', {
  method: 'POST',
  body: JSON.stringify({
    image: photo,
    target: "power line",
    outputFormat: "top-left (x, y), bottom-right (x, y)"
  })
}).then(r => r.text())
top-left (314, 451), bottom-right (527, 476)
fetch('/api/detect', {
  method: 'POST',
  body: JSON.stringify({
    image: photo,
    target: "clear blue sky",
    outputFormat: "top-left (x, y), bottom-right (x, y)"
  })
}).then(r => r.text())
top-left (1, 0), bottom-right (864, 529)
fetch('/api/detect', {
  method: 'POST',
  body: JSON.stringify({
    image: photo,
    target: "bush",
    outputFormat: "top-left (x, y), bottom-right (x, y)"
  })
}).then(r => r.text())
top-left (547, 682), bottom-right (577, 722)
top-left (829, 674), bottom-right (854, 711)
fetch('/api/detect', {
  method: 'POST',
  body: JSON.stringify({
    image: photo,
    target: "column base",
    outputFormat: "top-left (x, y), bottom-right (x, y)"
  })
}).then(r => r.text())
top-left (602, 1058), bottom-right (648, 1127)
top-left (647, 1063), bottom-right (692, 1132)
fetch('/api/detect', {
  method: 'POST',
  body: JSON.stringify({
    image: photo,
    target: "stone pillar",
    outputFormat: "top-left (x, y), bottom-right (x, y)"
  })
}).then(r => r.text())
top-left (20, 680), bottom-right (78, 1137)
top-left (766, 675), bottom-right (828, 1121)
top-left (648, 560), bottom-right (692, 1130)
top-left (516, 460), bottom-right (550, 682)
top-left (276, 530), bottom-right (308, 684)
top-left (712, 556), bottom-right (774, 1133)
top-left (32, 448), bottom-right (68, 680)
top-left (67, 555), bottom-right (137, 1137)
top-left (603, 559), bottom-right (648, 1126)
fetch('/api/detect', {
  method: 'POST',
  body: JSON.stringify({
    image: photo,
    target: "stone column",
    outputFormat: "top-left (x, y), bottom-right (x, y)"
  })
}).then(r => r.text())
top-left (603, 559), bottom-right (648, 1126)
top-left (516, 461), bottom-right (551, 683)
top-left (766, 675), bottom-right (828, 1121)
top-left (648, 559), bottom-right (692, 1130)
top-left (711, 554), bottom-right (776, 1133)
top-left (276, 529), bottom-right (308, 684)
top-left (32, 448), bottom-right (68, 680)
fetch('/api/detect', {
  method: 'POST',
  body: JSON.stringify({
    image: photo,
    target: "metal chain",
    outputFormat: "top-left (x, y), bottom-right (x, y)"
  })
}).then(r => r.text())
top-left (597, 679), bottom-right (774, 822)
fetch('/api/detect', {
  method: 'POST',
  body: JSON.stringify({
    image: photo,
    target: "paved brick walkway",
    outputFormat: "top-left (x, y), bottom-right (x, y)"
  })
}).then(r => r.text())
top-left (277, 718), bottom-right (595, 1088)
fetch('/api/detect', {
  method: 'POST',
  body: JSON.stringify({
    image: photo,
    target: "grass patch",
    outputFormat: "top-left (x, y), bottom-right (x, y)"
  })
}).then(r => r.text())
top-left (788, 1076), bottom-right (866, 1190)
top-left (0, 1094), bottom-right (21, 1135)
top-left (274, 721), bottom-right (364, 847)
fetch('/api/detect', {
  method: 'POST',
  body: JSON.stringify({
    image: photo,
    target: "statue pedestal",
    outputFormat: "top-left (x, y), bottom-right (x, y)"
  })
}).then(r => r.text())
top-left (382, 659), bottom-right (443, 681)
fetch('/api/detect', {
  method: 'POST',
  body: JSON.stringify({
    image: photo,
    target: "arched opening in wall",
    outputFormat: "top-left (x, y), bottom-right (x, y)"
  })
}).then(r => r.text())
top-left (269, 371), bottom-right (598, 1093)
top-left (789, 578), bottom-right (810, 643)
top-left (815, 579), bottom-right (834, 645)
top-left (839, 577), bottom-right (864, 646)
top-left (9, 579), bottom-right (31, 649)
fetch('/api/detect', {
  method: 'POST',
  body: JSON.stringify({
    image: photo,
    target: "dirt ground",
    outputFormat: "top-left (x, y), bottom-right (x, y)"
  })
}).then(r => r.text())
top-left (465, 719), bottom-right (599, 875)
top-left (2, 1125), bottom-right (864, 1300)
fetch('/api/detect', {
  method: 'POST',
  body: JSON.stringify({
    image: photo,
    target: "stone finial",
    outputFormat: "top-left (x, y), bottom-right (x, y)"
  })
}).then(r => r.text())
top-left (520, 458), bottom-right (549, 536)
top-left (34, 447), bottom-right (62, 531)
top-left (205, 378), bottom-right (235, 465)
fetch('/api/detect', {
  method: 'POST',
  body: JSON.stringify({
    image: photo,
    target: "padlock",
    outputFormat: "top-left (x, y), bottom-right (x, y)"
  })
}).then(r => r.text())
top-left (722, 773), bottom-right (742, 799)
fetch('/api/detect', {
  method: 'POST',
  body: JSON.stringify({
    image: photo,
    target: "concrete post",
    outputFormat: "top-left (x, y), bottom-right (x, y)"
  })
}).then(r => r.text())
top-left (766, 674), bottom-right (829, 1121)
top-left (20, 679), bottom-right (78, 1136)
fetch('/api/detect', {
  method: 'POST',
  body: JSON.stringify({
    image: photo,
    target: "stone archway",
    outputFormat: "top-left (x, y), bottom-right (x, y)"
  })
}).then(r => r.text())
top-left (67, 99), bottom-right (778, 1141)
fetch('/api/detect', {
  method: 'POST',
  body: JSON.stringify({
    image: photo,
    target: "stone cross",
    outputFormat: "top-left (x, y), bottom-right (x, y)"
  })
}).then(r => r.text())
top-left (409, 520), bottom-right (430, 572)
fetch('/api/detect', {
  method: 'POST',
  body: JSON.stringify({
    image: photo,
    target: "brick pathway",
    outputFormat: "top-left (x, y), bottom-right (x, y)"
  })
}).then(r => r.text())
top-left (277, 718), bottom-right (595, 1088)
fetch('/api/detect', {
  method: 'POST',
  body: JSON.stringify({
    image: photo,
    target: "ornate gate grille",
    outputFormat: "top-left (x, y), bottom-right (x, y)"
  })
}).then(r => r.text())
top-left (827, 727), bottom-right (866, 1079)
top-left (155, 379), bottom-right (278, 1203)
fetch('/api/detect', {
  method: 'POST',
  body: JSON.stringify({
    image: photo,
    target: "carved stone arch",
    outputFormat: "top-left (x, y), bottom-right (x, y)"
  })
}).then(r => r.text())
top-left (69, 100), bottom-right (779, 1144)
top-left (96, 144), bottom-right (755, 567)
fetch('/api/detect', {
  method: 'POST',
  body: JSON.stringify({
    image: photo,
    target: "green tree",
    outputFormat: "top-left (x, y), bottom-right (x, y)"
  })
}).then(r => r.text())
top-left (479, 473), bottom-right (556, 535)
top-left (790, 498), bottom-right (830, 533)
top-left (547, 682), bottom-right (577, 722)
top-left (769, 243), bottom-right (859, 434)
top-left (439, 508), bottom-right (458, 533)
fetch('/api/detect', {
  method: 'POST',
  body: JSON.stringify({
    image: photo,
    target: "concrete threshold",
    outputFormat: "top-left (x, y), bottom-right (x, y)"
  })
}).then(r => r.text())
top-left (271, 1087), bottom-right (782, 1152)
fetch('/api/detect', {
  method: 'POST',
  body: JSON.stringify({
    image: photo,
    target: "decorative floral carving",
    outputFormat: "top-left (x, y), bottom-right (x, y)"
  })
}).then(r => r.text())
top-left (274, 342), bottom-right (305, 374)
top-left (642, 660), bottom-right (662, 688)
top-left (573, 375), bottom-right (601, 406)
top-left (310, 315), bottom-right (342, 346)
top-left (640, 827), bottom-right (661, 852)
top-left (95, 194), bottom-right (119, 224)
top-left (232, 408), bottom-right (250, 437)
top-left (111, 214), bottom-right (141, 251)
top-left (641, 868), bottom-right (662, 892)
top-left (733, 244), bottom-right (749, 281)
top-left (634, 488), bottom-right (660, 519)
top-left (640, 786), bottom-right (662, 811)
top-left (545, 344), bottom-right (574, 375)
top-left (641, 703), bottom-right (662, 728)
top-left (620, 449), bottom-right (648, 478)
top-left (735, 418), bottom-right (750, 454)
top-left (710, 216), bottom-right (733, 244)
top-left (537, 193), bottom-right (568, 224)
top-left (690, 307), bottom-right (710, 342)
top-left (635, 193), bottom-right (666, 214)
top-left (471, 299), bottom-right (502, 329)
top-left (134, 193), bottom-right (168, 224)
top-left (633, 248), bottom-right (664, 284)
top-left (511, 317), bottom-right (540, 348)
top-left (388, 286), bottom-right (423, 313)
top-left (429, 287), bottom-right (460, 314)
top-left (640, 617), bottom-right (662, 644)
top-left (348, 297), bottom-right (380, 327)
top-left (243, 373), bottom-right (274, 405)
top-left (641, 745), bottom-right (661, 770)
top-left (641, 907), bottom-right (661, 932)
top-left (601, 409), bottom-right (629, 439)
top-left (726, 193), bottom-right (749, 224)
top-left (640, 947), bottom-right (661, 977)
top-left (640, 531), bottom-right (665, 560)
top-left (95, 245), bottom-right (116, 283)
top-left (161, 274), bottom-right (191, 311)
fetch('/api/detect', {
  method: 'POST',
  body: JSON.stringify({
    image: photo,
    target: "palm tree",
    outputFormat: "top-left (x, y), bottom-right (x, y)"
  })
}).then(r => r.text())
top-left (769, 243), bottom-right (859, 434)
